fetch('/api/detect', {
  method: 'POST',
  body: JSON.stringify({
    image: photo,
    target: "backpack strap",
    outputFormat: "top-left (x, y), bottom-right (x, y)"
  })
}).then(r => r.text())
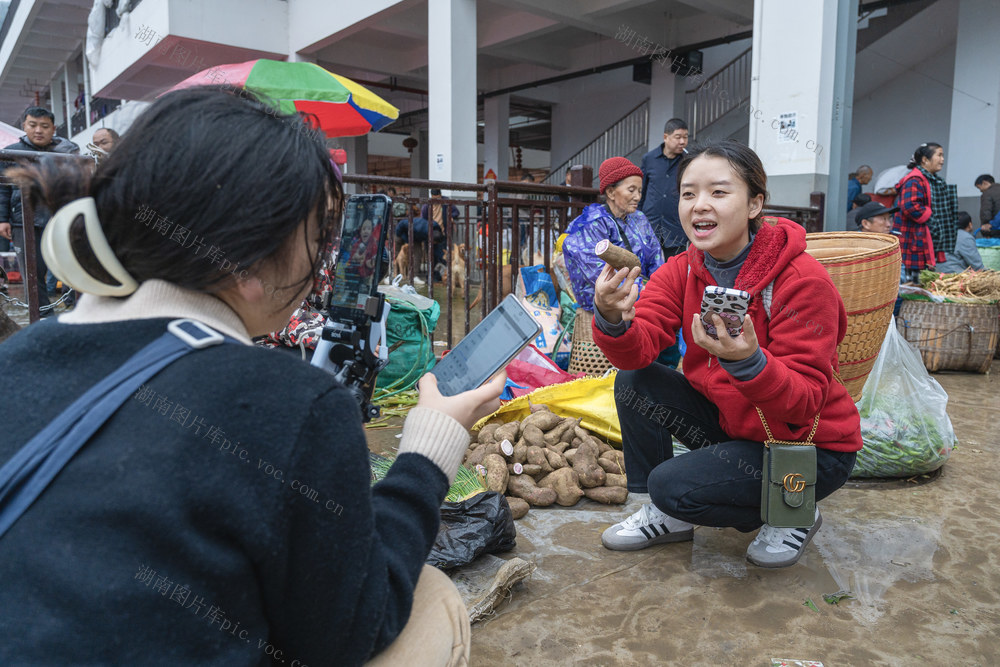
top-left (0, 320), bottom-right (233, 540)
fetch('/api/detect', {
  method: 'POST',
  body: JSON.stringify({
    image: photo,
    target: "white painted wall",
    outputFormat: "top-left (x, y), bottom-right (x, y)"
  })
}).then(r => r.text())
top-left (70, 100), bottom-right (151, 147)
top-left (749, 0), bottom-right (838, 178)
top-left (89, 0), bottom-right (171, 93)
top-left (849, 41), bottom-right (956, 186)
top-left (167, 0), bottom-right (287, 50)
top-left (947, 0), bottom-right (1000, 199)
top-left (288, 0), bottom-right (402, 53)
top-left (549, 68), bottom-right (650, 172)
top-left (90, 0), bottom-right (287, 95)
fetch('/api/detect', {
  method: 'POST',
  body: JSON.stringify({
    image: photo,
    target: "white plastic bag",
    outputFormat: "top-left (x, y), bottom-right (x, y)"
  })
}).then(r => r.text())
top-left (852, 324), bottom-right (956, 477)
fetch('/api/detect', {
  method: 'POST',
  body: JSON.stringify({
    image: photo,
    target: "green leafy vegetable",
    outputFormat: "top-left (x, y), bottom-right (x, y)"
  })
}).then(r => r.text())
top-left (369, 452), bottom-right (487, 502)
top-left (852, 392), bottom-right (955, 478)
top-left (822, 591), bottom-right (854, 605)
top-left (803, 598), bottom-right (820, 613)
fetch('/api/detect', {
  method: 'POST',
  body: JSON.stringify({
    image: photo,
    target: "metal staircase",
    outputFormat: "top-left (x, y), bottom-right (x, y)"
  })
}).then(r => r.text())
top-left (543, 100), bottom-right (649, 187)
top-left (685, 47), bottom-right (752, 142)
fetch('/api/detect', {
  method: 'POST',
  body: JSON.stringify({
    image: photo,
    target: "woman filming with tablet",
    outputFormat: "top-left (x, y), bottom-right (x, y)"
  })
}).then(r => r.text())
top-left (592, 141), bottom-right (861, 568)
top-left (0, 87), bottom-right (502, 665)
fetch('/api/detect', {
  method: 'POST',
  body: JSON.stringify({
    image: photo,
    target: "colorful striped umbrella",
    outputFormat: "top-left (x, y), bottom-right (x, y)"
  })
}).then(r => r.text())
top-left (168, 59), bottom-right (399, 138)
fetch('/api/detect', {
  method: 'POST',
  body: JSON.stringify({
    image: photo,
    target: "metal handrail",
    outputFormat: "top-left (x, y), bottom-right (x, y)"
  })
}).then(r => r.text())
top-left (544, 101), bottom-right (649, 187)
top-left (0, 150), bottom-right (94, 323)
top-left (685, 47), bottom-right (752, 139)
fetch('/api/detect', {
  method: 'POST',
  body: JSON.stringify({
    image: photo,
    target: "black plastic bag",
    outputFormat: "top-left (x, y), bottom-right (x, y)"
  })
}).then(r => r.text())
top-left (426, 492), bottom-right (517, 570)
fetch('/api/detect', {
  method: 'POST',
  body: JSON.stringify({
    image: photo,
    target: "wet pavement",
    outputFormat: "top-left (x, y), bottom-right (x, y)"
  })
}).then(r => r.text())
top-left (7, 281), bottom-right (998, 665)
top-left (464, 371), bottom-right (999, 666)
top-left (366, 369), bottom-right (998, 666)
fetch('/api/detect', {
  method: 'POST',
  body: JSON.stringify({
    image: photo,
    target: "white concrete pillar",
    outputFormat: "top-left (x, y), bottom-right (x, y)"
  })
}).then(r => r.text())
top-left (82, 53), bottom-right (92, 129)
top-left (65, 58), bottom-right (79, 135)
top-left (647, 63), bottom-right (684, 151)
top-left (749, 0), bottom-right (857, 225)
top-left (483, 93), bottom-right (509, 181)
top-left (947, 0), bottom-right (1000, 204)
top-left (427, 0), bottom-right (477, 188)
top-left (50, 69), bottom-right (65, 131)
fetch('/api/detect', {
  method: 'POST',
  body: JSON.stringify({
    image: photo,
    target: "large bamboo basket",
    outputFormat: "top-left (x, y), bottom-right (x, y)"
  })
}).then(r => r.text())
top-left (897, 301), bottom-right (999, 373)
top-left (568, 309), bottom-right (615, 376)
top-left (804, 232), bottom-right (902, 402)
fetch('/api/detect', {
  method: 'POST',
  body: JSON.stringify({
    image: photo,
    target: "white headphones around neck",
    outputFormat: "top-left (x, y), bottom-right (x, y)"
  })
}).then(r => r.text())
top-left (41, 197), bottom-right (138, 297)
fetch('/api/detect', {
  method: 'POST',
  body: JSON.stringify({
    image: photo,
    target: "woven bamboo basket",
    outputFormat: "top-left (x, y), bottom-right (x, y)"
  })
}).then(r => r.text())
top-left (896, 301), bottom-right (999, 373)
top-left (804, 232), bottom-right (902, 402)
top-left (567, 309), bottom-right (614, 376)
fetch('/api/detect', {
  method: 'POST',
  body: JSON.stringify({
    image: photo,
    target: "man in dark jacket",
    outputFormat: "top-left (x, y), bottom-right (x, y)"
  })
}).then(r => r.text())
top-left (638, 118), bottom-right (688, 258)
top-left (974, 174), bottom-right (1000, 237)
top-left (0, 106), bottom-right (80, 312)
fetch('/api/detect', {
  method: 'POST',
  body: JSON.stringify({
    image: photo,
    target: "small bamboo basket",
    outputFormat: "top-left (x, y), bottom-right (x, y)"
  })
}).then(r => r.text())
top-left (567, 309), bottom-right (615, 376)
top-left (896, 301), bottom-right (999, 373)
top-left (804, 232), bottom-right (902, 401)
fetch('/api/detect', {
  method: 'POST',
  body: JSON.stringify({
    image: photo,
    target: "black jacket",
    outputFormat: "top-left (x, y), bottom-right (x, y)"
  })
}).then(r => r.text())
top-left (0, 135), bottom-right (81, 228)
top-left (980, 182), bottom-right (1000, 225)
top-left (0, 317), bottom-right (447, 666)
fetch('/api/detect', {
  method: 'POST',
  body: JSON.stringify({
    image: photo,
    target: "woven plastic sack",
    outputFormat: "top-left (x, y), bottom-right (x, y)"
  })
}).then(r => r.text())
top-left (474, 372), bottom-right (621, 444)
top-left (377, 289), bottom-right (439, 391)
top-left (851, 324), bottom-right (956, 478)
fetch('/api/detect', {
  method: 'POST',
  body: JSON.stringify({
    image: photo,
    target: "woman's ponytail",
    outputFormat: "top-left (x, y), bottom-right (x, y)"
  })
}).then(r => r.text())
top-left (4, 157), bottom-right (93, 217)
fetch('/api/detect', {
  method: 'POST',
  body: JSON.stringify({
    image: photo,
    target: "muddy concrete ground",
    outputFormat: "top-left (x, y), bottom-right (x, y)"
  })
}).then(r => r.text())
top-left (7, 284), bottom-right (997, 665)
top-left (463, 372), bottom-right (999, 666)
top-left (368, 369), bottom-right (998, 666)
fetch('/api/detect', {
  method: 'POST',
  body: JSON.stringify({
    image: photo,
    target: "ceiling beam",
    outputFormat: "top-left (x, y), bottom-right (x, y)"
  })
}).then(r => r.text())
top-left (481, 40), bottom-right (571, 71)
top-left (672, 0), bottom-right (753, 25)
top-left (580, 0), bottom-right (658, 19)
top-left (479, 11), bottom-right (561, 49)
top-left (493, 0), bottom-right (620, 39)
top-left (317, 40), bottom-right (427, 78)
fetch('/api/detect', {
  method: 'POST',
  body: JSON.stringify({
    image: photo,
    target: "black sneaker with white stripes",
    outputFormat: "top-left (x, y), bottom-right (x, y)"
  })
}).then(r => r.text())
top-left (746, 508), bottom-right (822, 568)
top-left (601, 503), bottom-right (694, 551)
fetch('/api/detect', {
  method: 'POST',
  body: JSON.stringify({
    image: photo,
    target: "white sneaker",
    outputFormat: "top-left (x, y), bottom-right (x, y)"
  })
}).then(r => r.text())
top-left (746, 508), bottom-right (822, 568)
top-left (412, 276), bottom-right (426, 286)
top-left (601, 503), bottom-right (694, 551)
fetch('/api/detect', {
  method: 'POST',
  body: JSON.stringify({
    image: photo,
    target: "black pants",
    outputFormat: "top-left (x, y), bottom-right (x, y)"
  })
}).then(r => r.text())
top-left (615, 364), bottom-right (856, 532)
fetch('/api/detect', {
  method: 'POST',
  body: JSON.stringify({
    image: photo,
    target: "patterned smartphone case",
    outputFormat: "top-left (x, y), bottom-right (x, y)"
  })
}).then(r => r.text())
top-left (700, 287), bottom-right (751, 338)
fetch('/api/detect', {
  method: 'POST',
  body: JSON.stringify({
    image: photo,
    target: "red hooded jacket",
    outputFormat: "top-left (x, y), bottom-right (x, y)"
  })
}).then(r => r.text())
top-left (593, 217), bottom-right (862, 453)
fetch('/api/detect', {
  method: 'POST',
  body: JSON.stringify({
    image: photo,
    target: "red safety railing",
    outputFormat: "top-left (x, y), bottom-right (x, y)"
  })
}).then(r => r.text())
top-left (345, 172), bottom-right (597, 348)
top-left (2, 153), bottom-right (825, 348)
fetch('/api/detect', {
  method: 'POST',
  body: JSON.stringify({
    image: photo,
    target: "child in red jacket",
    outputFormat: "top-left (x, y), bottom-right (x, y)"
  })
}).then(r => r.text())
top-left (592, 141), bottom-right (861, 568)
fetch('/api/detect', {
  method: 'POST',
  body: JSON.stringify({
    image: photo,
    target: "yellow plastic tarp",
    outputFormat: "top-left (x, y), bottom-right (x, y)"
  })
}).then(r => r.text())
top-left (474, 372), bottom-right (622, 444)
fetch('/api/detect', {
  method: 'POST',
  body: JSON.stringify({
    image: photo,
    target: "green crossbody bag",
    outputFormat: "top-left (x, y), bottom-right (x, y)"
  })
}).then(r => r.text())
top-left (757, 407), bottom-right (820, 529)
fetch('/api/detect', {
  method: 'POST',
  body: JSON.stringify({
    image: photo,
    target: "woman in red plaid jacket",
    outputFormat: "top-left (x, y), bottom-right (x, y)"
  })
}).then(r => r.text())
top-left (893, 143), bottom-right (944, 283)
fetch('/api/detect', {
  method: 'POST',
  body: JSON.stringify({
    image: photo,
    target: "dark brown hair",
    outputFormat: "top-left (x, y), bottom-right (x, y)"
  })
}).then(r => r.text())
top-left (677, 140), bottom-right (769, 232)
top-left (908, 143), bottom-right (942, 170)
top-left (7, 86), bottom-right (342, 309)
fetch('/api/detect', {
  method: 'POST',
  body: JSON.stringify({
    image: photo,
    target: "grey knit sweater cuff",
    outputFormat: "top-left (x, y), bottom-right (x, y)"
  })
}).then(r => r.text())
top-left (397, 407), bottom-right (470, 483)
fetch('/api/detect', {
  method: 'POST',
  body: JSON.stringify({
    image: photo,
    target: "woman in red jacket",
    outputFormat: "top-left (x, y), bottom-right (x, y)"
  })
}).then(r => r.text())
top-left (592, 141), bottom-right (860, 568)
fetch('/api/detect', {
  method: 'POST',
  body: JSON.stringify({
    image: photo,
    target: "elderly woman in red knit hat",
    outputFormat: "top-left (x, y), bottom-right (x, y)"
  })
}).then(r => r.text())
top-left (562, 157), bottom-right (665, 314)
